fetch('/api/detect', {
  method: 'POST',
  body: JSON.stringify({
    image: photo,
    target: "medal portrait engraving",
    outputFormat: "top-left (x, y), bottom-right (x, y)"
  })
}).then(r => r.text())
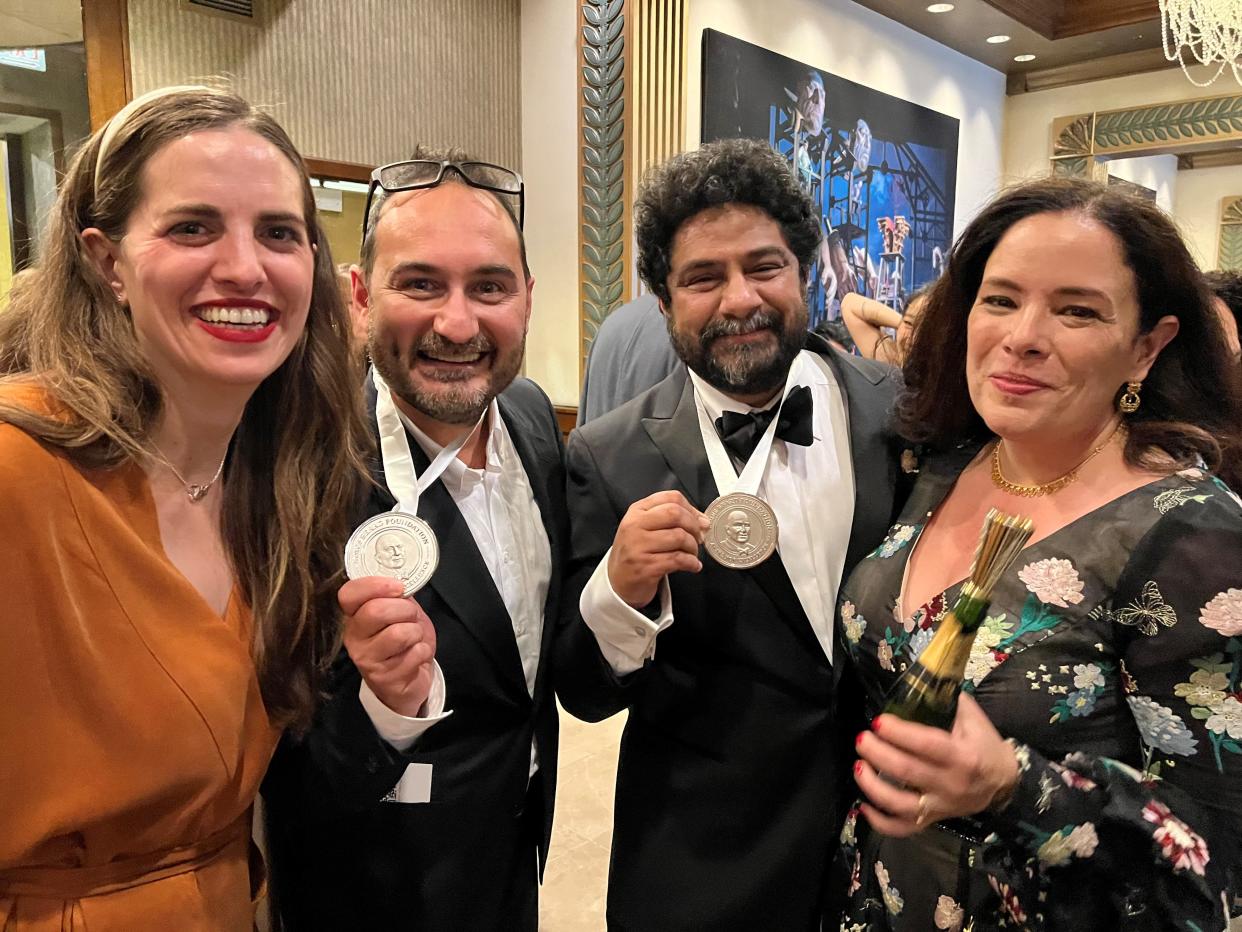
top-left (704, 492), bottom-right (778, 569)
top-left (345, 511), bottom-right (439, 596)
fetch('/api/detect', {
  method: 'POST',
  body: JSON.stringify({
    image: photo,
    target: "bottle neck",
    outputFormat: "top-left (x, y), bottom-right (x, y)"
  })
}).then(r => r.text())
top-left (951, 582), bottom-right (990, 634)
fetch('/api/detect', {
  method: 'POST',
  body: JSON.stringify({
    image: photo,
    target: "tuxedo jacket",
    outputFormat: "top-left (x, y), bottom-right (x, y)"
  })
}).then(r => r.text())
top-left (263, 376), bottom-right (591, 931)
top-left (559, 336), bottom-right (904, 931)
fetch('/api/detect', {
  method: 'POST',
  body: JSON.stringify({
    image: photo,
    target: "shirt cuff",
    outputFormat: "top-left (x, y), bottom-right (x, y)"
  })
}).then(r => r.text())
top-left (578, 548), bottom-right (674, 675)
top-left (358, 660), bottom-right (452, 752)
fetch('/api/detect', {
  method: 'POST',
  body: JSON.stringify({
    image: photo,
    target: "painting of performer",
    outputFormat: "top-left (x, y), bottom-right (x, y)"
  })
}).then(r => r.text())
top-left (701, 29), bottom-right (959, 330)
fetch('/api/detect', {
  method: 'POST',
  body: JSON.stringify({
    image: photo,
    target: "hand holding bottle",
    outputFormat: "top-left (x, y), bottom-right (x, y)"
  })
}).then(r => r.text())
top-left (853, 693), bottom-right (1020, 838)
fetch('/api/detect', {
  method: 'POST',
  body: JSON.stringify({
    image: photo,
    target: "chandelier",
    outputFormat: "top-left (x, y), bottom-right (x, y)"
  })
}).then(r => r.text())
top-left (1160, 0), bottom-right (1242, 86)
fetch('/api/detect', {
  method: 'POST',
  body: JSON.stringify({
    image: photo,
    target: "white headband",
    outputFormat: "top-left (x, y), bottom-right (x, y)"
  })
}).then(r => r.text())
top-left (93, 84), bottom-right (212, 197)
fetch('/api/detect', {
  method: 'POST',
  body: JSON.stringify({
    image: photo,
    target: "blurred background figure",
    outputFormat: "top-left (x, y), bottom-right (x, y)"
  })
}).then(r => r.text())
top-left (1205, 269), bottom-right (1242, 361)
top-left (840, 286), bottom-right (928, 365)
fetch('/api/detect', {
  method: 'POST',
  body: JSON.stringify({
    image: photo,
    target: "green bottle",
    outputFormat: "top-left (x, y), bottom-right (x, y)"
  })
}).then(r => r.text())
top-left (882, 509), bottom-right (1033, 730)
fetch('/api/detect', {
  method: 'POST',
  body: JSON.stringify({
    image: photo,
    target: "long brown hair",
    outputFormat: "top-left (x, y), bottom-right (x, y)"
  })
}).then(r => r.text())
top-left (0, 87), bottom-right (370, 732)
top-left (898, 176), bottom-right (1242, 489)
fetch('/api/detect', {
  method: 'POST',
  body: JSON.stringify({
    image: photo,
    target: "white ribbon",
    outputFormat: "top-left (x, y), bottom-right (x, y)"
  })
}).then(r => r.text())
top-left (692, 353), bottom-right (809, 501)
top-left (372, 367), bottom-right (485, 515)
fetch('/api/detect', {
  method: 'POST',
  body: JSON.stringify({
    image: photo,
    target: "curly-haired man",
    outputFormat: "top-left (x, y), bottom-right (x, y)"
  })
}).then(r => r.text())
top-left (560, 137), bottom-right (906, 929)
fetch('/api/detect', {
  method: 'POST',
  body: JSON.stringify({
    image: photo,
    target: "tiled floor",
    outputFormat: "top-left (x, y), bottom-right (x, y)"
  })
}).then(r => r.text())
top-left (540, 707), bottom-right (626, 931)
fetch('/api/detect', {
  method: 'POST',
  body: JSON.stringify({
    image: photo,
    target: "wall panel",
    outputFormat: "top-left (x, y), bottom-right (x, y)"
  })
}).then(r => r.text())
top-left (128, 0), bottom-right (521, 167)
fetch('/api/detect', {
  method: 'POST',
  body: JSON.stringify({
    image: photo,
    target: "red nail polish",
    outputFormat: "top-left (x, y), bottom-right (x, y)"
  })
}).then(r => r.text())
top-left (872, 717), bottom-right (882, 734)
top-left (855, 732), bottom-right (865, 748)
top-left (854, 761), bottom-right (863, 777)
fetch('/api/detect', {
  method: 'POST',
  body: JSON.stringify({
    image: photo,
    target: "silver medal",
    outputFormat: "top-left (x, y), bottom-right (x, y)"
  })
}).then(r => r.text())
top-left (344, 510), bottom-right (439, 597)
top-left (704, 491), bottom-right (778, 569)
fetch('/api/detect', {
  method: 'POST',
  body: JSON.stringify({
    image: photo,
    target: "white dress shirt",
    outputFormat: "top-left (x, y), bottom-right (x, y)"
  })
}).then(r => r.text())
top-left (361, 399), bottom-right (552, 778)
top-left (579, 350), bottom-right (855, 674)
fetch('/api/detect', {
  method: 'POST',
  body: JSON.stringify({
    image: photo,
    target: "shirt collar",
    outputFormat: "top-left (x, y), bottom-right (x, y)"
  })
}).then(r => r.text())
top-left (397, 398), bottom-right (506, 494)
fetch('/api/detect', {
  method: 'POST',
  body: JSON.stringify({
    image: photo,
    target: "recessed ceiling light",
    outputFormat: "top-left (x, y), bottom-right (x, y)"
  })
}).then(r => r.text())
top-left (986, 34), bottom-right (1012, 44)
top-left (1014, 53), bottom-right (1036, 62)
top-left (926, 3), bottom-right (955, 12)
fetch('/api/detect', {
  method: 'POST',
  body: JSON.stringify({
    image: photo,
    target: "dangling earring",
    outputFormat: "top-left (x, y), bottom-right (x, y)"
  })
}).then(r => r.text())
top-left (1118, 381), bottom-right (1142, 414)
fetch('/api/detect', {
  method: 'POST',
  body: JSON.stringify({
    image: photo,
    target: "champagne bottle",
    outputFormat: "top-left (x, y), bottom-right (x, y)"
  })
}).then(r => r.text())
top-left (882, 509), bottom-right (1033, 730)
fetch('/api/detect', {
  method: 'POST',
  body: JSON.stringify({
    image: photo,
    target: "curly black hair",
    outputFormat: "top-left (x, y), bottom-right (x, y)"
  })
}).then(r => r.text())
top-left (634, 138), bottom-right (821, 303)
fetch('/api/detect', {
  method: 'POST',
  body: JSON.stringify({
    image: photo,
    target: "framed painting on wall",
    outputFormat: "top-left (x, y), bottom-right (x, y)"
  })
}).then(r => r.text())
top-left (701, 29), bottom-right (959, 332)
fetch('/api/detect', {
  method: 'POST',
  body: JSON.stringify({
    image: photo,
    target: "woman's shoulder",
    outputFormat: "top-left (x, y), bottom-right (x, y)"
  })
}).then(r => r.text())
top-left (0, 383), bottom-right (76, 490)
top-left (1139, 467), bottom-right (1242, 527)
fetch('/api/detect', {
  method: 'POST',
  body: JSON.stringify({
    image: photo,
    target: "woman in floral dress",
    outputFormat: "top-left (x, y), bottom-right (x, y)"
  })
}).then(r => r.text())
top-left (833, 178), bottom-right (1242, 931)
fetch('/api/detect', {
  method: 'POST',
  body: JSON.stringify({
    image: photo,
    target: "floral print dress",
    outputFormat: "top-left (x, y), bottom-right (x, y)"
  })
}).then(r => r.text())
top-left (834, 451), bottom-right (1242, 932)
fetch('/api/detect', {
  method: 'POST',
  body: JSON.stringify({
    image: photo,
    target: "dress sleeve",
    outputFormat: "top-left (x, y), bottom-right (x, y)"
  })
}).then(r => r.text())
top-left (982, 497), bottom-right (1242, 931)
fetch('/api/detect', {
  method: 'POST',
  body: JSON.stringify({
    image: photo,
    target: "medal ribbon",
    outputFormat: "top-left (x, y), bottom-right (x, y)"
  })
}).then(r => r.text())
top-left (693, 353), bottom-right (808, 501)
top-left (372, 367), bottom-right (486, 515)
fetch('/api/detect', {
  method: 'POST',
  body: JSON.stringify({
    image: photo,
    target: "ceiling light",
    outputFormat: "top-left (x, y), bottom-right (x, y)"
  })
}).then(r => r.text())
top-left (926, 3), bottom-right (955, 12)
top-left (986, 35), bottom-right (1011, 44)
top-left (1014, 53), bottom-right (1036, 62)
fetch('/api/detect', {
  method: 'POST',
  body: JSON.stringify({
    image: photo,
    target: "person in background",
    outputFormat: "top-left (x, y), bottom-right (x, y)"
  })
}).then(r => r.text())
top-left (1205, 269), bottom-right (1242, 361)
top-left (577, 291), bottom-right (680, 426)
top-left (0, 86), bottom-right (366, 929)
top-left (835, 176), bottom-right (1242, 931)
top-left (841, 287), bottom-right (928, 365)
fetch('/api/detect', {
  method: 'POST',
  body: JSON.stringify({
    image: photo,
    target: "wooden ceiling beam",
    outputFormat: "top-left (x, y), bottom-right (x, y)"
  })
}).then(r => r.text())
top-left (981, 0), bottom-right (1158, 40)
top-left (979, 0), bottom-right (1060, 39)
top-left (1059, 0), bottom-right (1159, 38)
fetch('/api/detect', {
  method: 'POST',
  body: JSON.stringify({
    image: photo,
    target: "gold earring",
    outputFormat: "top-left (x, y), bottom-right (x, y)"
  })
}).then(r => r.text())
top-left (1118, 381), bottom-right (1142, 414)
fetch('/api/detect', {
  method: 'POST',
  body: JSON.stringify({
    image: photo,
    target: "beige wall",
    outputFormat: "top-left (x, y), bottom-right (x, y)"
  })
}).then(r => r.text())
top-left (1108, 153), bottom-right (1177, 213)
top-left (520, 0), bottom-right (580, 406)
top-left (1175, 165), bottom-right (1242, 270)
top-left (127, 0), bottom-right (522, 168)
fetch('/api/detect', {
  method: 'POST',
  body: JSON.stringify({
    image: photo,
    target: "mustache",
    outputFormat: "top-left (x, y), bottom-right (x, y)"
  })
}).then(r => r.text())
top-left (408, 332), bottom-right (495, 363)
top-left (700, 310), bottom-right (782, 344)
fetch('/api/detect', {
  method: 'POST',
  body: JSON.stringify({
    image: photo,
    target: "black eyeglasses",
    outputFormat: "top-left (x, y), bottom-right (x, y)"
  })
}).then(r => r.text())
top-left (361, 159), bottom-right (525, 247)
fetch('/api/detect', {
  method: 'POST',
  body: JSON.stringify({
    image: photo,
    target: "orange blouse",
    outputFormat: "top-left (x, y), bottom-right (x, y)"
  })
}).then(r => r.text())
top-left (0, 390), bottom-right (279, 931)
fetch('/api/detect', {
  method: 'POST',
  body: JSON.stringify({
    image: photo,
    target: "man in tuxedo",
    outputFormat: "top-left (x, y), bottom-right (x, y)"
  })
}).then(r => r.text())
top-left (563, 137), bottom-right (905, 930)
top-left (263, 147), bottom-right (593, 930)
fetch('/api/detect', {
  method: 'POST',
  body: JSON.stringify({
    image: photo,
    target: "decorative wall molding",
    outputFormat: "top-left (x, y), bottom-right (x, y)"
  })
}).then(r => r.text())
top-left (1220, 197), bottom-right (1242, 272)
top-left (1050, 92), bottom-right (1242, 178)
top-left (577, 0), bottom-right (630, 369)
top-left (577, 0), bottom-right (686, 369)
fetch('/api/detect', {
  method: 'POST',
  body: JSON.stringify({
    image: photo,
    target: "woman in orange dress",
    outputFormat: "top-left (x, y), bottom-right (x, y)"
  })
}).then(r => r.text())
top-left (0, 87), bottom-right (367, 930)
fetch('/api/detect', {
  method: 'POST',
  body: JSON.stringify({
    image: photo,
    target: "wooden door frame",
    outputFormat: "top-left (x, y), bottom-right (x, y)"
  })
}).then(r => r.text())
top-left (84, 0), bottom-right (132, 130)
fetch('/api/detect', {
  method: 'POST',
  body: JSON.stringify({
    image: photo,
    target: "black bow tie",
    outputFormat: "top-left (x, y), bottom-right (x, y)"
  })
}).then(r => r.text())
top-left (714, 385), bottom-right (814, 463)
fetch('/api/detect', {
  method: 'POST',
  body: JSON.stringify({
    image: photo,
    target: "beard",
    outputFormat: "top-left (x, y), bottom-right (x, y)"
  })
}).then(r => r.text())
top-left (667, 302), bottom-right (808, 397)
top-left (369, 323), bottom-right (525, 425)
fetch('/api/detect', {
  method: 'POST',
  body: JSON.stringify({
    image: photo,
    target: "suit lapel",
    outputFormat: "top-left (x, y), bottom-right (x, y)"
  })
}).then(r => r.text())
top-left (364, 376), bottom-right (527, 697)
top-left (642, 367), bottom-right (824, 661)
top-left (640, 369), bottom-right (719, 511)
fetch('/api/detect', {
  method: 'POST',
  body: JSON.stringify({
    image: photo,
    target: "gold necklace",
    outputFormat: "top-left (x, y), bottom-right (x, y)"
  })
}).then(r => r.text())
top-left (149, 443), bottom-right (229, 503)
top-left (990, 422), bottom-right (1125, 498)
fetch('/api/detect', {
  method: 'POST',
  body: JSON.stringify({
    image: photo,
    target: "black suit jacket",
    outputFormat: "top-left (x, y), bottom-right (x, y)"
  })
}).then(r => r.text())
top-left (263, 376), bottom-right (582, 931)
top-left (558, 337), bottom-right (903, 931)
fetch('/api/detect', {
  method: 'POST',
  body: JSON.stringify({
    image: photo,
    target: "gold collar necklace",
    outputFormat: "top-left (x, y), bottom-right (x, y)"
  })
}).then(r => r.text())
top-left (990, 422), bottom-right (1126, 498)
